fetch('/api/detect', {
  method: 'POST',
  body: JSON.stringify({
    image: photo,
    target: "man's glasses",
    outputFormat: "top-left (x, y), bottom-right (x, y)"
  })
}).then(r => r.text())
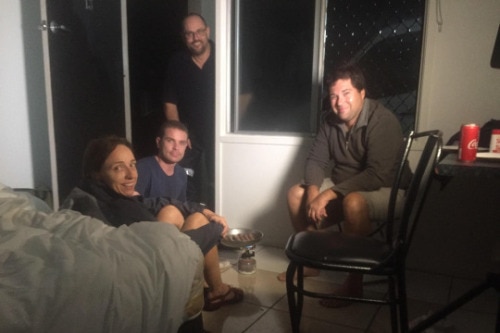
top-left (184, 28), bottom-right (207, 40)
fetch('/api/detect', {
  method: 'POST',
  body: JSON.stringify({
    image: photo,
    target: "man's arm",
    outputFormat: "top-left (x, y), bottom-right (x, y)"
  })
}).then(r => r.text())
top-left (302, 121), bottom-right (336, 223)
top-left (306, 185), bottom-right (338, 224)
top-left (201, 208), bottom-right (229, 236)
top-left (164, 102), bottom-right (179, 121)
top-left (304, 122), bottom-right (333, 188)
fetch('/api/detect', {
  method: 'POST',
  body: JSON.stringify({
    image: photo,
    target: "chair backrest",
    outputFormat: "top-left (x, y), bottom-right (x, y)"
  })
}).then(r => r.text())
top-left (386, 130), bottom-right (443, 259)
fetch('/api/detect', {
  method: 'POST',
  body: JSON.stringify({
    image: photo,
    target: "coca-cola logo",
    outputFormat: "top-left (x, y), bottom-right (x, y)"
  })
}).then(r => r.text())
top-left (467, 139), bottom-right (478, 149)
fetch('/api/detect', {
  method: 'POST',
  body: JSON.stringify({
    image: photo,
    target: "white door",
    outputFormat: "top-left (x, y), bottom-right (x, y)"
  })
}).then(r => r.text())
top-left (40, 0), bottom-right (129, 207)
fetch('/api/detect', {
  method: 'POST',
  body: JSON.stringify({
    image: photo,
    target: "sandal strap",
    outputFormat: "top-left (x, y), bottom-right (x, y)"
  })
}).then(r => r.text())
top-left (203, 286), bottom-right (244, 312)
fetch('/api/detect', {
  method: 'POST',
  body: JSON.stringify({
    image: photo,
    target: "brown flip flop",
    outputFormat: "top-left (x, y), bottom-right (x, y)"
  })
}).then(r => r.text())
top-left (203, 286), bottom-right (244, 311)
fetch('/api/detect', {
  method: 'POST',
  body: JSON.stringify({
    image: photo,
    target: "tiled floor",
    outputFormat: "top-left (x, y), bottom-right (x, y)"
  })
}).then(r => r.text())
top-left (202, 245), bottom-right (498, 333)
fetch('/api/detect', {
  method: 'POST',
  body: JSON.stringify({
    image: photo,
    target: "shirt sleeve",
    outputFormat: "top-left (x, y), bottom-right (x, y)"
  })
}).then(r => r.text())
top-left (304, 122), bottom-right (335, 187)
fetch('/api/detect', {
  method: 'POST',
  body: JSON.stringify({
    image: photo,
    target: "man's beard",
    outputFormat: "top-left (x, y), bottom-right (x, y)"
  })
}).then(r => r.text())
top-left (188, 41), bottom-right (208, 56)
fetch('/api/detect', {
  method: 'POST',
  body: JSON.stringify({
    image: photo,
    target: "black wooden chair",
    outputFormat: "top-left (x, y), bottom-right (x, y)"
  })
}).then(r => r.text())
top-left (285, 130), bottom-right (443, 333)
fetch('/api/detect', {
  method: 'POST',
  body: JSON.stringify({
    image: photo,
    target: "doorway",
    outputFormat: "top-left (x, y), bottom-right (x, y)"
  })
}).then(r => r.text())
top-left (127, 0), bottom-right (187, 159)
top-left (41, 0), bottom-right (127, 205)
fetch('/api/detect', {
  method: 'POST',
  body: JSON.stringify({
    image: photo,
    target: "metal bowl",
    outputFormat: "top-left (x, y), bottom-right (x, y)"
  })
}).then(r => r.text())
top-left (220, 228), bottom-right (264, 248)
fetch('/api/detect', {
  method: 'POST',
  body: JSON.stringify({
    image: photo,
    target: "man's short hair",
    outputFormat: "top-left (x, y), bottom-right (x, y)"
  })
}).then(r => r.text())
top-left (325, 63), bottom-right (366, 92)
top-left (157, 120), bottom-right (189, 139)
top-left (182, 12), bottom-right (208, 30)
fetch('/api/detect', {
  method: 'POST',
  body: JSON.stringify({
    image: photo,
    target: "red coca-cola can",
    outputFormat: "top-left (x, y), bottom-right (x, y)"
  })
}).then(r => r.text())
top-left (458, 123), bottom-right (480, 162)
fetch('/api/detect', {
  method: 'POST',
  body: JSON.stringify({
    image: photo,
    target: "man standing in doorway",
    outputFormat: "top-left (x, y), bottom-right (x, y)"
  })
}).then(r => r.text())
top-left (163, 13), bottom-right (215, 209)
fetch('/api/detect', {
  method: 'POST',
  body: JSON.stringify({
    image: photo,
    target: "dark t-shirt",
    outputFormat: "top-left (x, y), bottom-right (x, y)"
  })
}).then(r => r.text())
top-left (162, 42), bottom-right (215, 148)
top-left (136, 156), bottom-right (188, 201)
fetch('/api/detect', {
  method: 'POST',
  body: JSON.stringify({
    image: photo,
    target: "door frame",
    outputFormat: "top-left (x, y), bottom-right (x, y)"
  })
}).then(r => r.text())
top-left (40, 0), bottom-right (59, 208)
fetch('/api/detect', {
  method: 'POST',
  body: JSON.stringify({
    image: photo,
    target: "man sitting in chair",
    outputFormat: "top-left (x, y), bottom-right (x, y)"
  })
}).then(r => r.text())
top-left (277, 63), bottom-right (411, 308)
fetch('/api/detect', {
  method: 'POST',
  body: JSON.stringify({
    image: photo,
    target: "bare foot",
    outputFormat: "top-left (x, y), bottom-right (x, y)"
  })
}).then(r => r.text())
top-left (276, 267), bottom-right (320, 282)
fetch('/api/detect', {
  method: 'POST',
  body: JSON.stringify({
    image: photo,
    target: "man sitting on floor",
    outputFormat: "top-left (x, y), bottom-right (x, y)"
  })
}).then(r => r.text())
top-left (136, 120), bottom-right (242, 311)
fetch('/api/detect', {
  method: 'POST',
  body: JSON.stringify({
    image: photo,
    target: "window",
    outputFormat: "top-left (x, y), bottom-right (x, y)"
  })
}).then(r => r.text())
top-left (232, 0), bottom-right (425, 135)
top-left (324, 0), bottom-right (425, 135)
top-left (231, 0), bottom-right (322, 134)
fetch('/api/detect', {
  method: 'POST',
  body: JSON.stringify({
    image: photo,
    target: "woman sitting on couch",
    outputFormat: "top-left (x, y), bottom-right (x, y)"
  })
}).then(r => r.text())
top-left (66, 135), bottom-right (243, 312)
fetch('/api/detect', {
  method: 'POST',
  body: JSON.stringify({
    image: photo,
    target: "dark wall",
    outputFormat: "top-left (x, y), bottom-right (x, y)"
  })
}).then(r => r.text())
top-left (128, 0), bottom-right (187, 158)
top-left (47, 0), bottom-right (126, 202)
top-left (408, 174), bottom-right (500, 279)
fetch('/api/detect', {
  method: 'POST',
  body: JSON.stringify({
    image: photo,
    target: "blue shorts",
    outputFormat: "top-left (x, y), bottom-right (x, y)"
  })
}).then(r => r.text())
top-left (184, 222), bottom-right (223, 255)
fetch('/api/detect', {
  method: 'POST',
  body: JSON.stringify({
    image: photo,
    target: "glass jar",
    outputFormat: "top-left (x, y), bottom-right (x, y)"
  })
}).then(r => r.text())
top-left (238, 250), bottom-right (256, 274)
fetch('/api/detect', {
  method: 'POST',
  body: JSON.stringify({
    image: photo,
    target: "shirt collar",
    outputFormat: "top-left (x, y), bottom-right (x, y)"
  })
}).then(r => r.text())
top-left (354, 98), bottom-right (370, 129)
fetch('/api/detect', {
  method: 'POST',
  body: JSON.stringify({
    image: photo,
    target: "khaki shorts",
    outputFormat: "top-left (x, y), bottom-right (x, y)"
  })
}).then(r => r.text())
top-left (319, 178), bottom-right (405, 223)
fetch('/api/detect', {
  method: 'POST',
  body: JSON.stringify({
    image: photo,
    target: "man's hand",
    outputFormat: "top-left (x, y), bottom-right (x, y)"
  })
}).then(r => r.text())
top-left (203, 209), bottom-right (229, 236)
top-left (306, 188), bottom-right (337, 225)
top-left (164, 102), bottom-right (179, 121)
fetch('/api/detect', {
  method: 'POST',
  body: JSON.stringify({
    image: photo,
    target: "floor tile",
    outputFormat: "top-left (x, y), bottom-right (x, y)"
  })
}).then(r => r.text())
top-left (402, 306), bottom-right (497, 333)
top-left (273, 278), bottom-right (383, 330)
top-left (202, 302), bottom-right (268, 333)
top-left (371, 298), bottom-right (445, 333)
top-left (405, 270), bottom-right (451, 304)
top-left (207, 245), bottom-right (494, 333)
top-left (445, 308), bottom-right (497, 332)
top-left (244, 308), bottom-right (363, 333)
top-left (252, 245), bottom-right (289, 273)
top-left (449, 277), bottom-right (498, 314)
top-left (220, 268), bottom-right (287, 308)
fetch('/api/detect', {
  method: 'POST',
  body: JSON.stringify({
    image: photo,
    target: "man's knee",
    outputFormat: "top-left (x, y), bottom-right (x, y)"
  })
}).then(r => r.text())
top-left (157, 205), bottom-right (185, 229)
top-left (183, 212), bottom-right (209, 231)
top-left (342, 192), bottom-right (371, 235)
top-left (287, 184), bottom-right (305, 205)
top-left (342, 192), bottom-right (368, 215)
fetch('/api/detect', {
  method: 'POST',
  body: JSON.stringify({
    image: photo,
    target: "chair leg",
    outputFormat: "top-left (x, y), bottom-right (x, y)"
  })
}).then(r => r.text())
top-left (490, 272), bottom-right (500, 333)
top-left (496, 294), bottom-right (500, 333)
top-left (286, 262), bottom-right (303, 333)
top-left (397, 270), bottom-right (409, 333)
top-left (388, 276), bottom-right (399, 333)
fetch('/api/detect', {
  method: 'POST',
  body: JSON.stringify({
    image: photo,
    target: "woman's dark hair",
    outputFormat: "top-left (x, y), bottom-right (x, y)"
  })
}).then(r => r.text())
top-left (325, 62), bottom-right (366, 92)
top-left (82, 135), bottom-right (133, 179)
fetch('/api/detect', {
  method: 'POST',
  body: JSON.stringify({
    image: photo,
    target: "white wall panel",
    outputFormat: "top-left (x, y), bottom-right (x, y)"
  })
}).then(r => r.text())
top-left (0, 1), bottom-right (34, 188)
top-left (418, 0), bottom-right (500, 141)
top-left (220, 139), bottom-right (311, 247)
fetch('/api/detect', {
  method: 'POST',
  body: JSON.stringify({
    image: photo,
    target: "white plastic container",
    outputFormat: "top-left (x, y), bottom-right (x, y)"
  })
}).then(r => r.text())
top-left (489, 129), bottom-right (500, 153)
